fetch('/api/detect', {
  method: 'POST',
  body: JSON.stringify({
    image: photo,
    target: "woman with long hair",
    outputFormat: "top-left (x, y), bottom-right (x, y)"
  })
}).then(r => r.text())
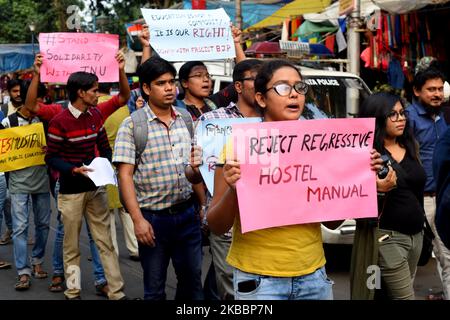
top-left (351, 92), bottom-right (426, 300)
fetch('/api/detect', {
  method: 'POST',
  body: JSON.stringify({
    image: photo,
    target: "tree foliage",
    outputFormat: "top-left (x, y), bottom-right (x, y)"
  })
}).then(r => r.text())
top-left (0, 0), bottom-right (84, 43)
top-left (0, 0), bottom-right (182, 44)
top-left (87, 0), bottom-right (182, 37)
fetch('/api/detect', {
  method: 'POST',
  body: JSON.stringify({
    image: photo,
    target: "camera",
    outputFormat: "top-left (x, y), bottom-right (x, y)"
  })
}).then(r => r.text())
top-left (377, 155), bottom-right (391, 179)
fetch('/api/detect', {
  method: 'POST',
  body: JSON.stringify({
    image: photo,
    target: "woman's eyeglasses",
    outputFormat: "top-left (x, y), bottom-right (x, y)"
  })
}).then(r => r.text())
top-left (266, 81), bottom-right (309, 96)
top-left (387, 110), bottom-right (407, 122)
top-left (188, 73), bottom-right (211, 80)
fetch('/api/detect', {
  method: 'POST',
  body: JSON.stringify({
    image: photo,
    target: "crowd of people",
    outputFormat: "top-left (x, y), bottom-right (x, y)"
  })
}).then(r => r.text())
top-left (0, 24), bottom-right (449, 301)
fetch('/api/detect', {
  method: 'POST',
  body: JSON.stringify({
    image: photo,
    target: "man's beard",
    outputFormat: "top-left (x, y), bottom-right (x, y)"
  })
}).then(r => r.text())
top-left (422, 102), bottom-right (442, 116)
top-left (11, 98), bottom-right (22, 107)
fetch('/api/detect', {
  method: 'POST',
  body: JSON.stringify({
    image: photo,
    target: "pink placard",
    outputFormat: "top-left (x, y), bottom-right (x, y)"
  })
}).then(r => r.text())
top-left (39, 33), bottom-right (119, 83)
top-left (231, 118), bottom-right (377, 233)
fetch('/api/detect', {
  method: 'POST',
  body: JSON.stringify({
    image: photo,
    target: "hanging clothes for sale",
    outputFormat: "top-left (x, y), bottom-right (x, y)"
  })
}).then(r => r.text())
top-left (387, 58), bottom-right (405, 90)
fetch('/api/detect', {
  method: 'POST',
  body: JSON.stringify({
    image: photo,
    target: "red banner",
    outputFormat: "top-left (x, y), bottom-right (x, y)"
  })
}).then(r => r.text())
top-left (192, 0), bottom-right (206, 9)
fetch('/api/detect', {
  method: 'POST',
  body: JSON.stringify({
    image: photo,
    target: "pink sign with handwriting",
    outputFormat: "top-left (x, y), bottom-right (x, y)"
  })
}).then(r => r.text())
top-left (231, 118), bottom-right (377, 233)
top-left (39, 33), bottom-right (119, 83)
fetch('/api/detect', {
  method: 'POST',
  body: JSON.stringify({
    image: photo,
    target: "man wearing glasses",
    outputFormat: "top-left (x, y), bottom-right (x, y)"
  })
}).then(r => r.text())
top-left (186, 59), bottom-right (263, 300)
top-left (407, 67), bottom-right (449, 300)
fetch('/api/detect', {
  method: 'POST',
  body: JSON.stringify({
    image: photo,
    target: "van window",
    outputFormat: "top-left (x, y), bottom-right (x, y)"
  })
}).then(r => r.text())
top-left (219, 80), bottom-right (232, 91)
top-left (302, 76), bottom-right (370, 120)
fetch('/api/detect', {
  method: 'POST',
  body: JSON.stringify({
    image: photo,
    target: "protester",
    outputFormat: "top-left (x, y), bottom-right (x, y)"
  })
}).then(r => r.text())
top-left (114, 56), bottom-right (203, 300)
top-left (44, 58), bottom-right (129, 299)
top-left (99, 82), bottom-right (139, 261)
top-left (0, 81), bottom-right (51, 291)
top-left (434, 127), bottom-right (450, 250)
top-left (0, 79), bottom-right (22, 246)
top-left (138, 23), bottom-right (249, 299)
top-left (407, 67), bottom-right (449, 299)
top-left (24, 53), bottom-right (130, 298)
top-left (351, 93), bottom-right (425, 300)
top-left (188, 59), bottom-right (264, 300)
top-left (0, 160), bottom-right (11, 269)
top-left (1, 79), bottom-right (22, 116)
top-left (204, 59), bottom-right (383, 300)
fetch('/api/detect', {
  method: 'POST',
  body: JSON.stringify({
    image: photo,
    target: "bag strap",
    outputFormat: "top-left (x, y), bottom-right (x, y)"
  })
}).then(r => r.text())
top-left (204, 97), bottom-right (217, 111)
top-left (7, 113), bottom-right (19, 128)
top-left (423, 215), bottom-right (435, 240)
top-left (131, 106), bottom-right (194, 167)
top-left (130, 107), bottom-right (148, 167)
top-left (175, 107), bottom-right (194, 139)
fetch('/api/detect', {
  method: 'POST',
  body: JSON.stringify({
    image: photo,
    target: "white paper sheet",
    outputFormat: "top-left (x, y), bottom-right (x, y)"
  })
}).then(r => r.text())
top-left (84, 157), bottom-right (117, 187)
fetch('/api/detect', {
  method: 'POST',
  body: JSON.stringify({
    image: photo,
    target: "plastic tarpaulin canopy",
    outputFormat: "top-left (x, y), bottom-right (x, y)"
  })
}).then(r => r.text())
top-left (247, 0), bottom-right (331, 29)
top-left (372, 0), bottom-right (450, 14)
top-left (293, 20), bottom-right (338, 38)
top-left (183, 0), bottom-right (286, 29)
top-left (303, 0), bottom-right (380, 24)
top-left (0, 44), bottom-right (34, 74)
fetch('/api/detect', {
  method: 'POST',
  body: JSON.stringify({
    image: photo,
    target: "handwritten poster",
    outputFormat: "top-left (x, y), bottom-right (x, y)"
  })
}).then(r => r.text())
top-left (196, 118), bottom-right (261, 195)
top-left (230, 118), bottom-right (377, 233)
top-left (0, 123), bottom-right (46, 172)
top-left (39, 33), bottom-right (119, 83)
top-left (141, 8), bottom-right (236, 61)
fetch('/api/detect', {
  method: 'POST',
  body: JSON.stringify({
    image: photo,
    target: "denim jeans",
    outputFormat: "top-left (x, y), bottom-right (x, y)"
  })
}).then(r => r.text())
top-left (0, 175), bottom-right (12, 233)
top-left (233, 266), bottom-right (334, 300)
top-left (0, 174), bottom-right (7, 232)
top-left (52, 181), bottom-right (106, 285)
top-left (11, 193), bottom-right (51, 276)
top-left (140, 205), bottom-right (203, 300)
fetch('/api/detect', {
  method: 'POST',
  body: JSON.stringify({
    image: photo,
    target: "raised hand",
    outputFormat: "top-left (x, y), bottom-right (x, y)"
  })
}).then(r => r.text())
top-left (231, 24), bottom-right (242, 44)
top-left (115, 51), bottom-right (125, 70)
top-left (139, 24), bottom-right (150, 48)
top-left (190, 145), bottom-right (203, 169)
top-left (33, 53), bottom-right (44, 75)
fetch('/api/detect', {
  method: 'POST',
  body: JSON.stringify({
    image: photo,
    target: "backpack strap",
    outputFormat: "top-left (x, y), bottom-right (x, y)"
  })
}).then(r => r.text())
top-left (175, 107), bottom-right (194, 139)
top-left (204, 97), bottom-right (217, 111)
top-left (175, 99), bottom-right (187, 110)
top-left (130, 107), bottom-right (148, 167)
top-left (130, 106), bottom-right (194, 168)
top-left (7, 113), bottom-right (19, 128)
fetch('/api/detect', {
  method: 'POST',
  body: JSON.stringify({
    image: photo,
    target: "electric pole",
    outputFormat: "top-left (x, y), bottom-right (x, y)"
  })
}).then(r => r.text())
top-left (347, 0), bottom-right (362, 76)
top-left (235, 0), bottom-right (242, 30)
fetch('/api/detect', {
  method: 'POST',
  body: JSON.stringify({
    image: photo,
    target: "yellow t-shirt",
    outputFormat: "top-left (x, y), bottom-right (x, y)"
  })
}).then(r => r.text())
top-left (218, 138), bottom-right (325, 276)
top-left (227, 216), bottom-right (325, 277)
top-left (101, 97), bottom-right (130, 210)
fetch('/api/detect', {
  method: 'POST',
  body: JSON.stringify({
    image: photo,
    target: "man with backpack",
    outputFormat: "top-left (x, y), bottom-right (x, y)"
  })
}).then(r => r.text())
top-left (113, 56), bottom-right (202, 300)
top-left (0, 83), bottom-right (51, 291)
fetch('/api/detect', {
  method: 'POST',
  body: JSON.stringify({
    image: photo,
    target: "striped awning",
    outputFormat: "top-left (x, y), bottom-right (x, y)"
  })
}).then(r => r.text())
top-left (247, 0), bottom-right (331, 30)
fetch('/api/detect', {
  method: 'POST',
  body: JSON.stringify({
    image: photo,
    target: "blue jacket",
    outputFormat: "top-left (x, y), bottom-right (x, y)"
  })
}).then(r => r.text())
top-left (433, 127), bottom-right (450, 249)
top-left (407, 101), bottom-right (448, 192)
